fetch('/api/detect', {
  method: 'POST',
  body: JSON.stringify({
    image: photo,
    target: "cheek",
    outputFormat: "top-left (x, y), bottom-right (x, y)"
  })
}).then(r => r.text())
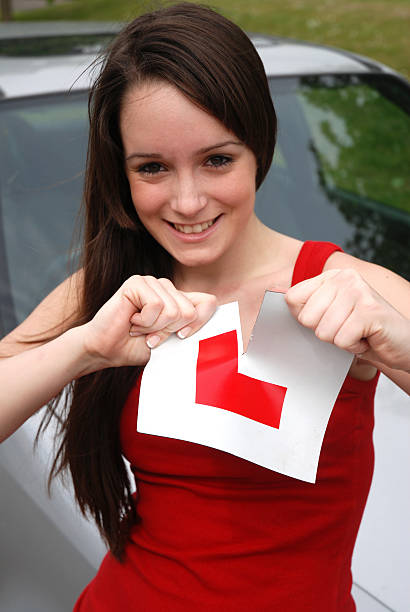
top-left (216, 174), bottom-right (255, 210)
top-left (128, 180), bottom-right (165, 218)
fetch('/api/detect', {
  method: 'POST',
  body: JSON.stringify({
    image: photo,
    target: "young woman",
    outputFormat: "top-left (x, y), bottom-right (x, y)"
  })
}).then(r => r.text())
top-left (1, 3), bottom-right (409, 611)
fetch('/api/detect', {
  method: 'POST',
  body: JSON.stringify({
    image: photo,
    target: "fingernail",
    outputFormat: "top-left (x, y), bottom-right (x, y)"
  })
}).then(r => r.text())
top-left (129, 331), bottom-right (140, 337)
top-left (146, 335), bottom-right (160, 349)
top-left (177, 327), bottom-right (191, 339)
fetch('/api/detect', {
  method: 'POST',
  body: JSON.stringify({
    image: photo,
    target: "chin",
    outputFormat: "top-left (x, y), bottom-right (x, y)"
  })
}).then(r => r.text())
top-left (175, 256), bottom-right (214, 268)
top-left (171, 250), bottom-right (219, 269)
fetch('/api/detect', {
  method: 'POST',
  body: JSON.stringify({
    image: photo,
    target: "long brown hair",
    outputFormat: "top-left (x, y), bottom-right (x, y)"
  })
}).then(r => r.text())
top-left (46, 2), bottom-right (277, 560)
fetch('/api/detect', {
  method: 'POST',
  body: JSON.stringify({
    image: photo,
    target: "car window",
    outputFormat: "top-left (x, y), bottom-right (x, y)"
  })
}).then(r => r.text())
top-left (256, 74), bottom-right (410, 280)
top-left (0, 34), bottom-right (113, 57)
top-left (299, 75), bottom-right (409, 215)
top-left (0, 92), bottom-right (87, 334)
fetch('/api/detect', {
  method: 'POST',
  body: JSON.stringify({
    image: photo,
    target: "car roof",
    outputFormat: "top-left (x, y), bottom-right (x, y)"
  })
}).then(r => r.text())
top-left (0, 22), bottom-right (395, 100)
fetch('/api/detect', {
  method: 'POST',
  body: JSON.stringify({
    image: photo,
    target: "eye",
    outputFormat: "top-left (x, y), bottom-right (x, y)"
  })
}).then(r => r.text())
top-left (137, 162), bottom-right (165, 175)
top-left (205, 155), bottom-right (232, 168)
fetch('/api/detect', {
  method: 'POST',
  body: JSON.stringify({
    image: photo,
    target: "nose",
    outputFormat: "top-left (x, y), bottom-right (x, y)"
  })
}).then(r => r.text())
top-left (170, 171), bottom-right (207, 217)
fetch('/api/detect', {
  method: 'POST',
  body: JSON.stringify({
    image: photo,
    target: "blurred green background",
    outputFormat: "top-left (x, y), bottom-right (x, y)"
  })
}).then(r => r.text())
top-left (9, 0), bottom-right (410, 80)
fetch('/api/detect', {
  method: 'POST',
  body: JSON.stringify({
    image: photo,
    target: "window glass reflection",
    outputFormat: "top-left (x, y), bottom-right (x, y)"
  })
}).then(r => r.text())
top-left (256, 75), bottom-right (410, 280)
top-left (0, 93), bottom-right (87, 331)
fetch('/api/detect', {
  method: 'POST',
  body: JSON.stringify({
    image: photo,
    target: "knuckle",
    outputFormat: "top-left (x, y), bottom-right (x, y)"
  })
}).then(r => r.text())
top-left (165, 306), bottom-right (179, 321)
top-left (359, 295), bottom-right (377, 310)
top-left (337, 268), bottom-right (362, 286)
top-left (297, 310), bottom-right (305, 324)
top-left (315, 327), bottom-right (332, 343)
top-left (333, 331), bottom-right (351, 351)
top-left (205, 294), bottom-right (218, 310)
top-left (314, 328), bottom-right (324, 341)
top-left (284, 290), bottom-right (294, 304)
top-left (123, 274), bottom-right (140, 287)
top-left (150, 298), bottom-right (163, 311)
top-left (335, 339), bottom-right (350, 351)
top-left (297, 311), bottom-right (313, 328)
top-left (183, 304), bottom-right (197, 321)
top-left (158, 277), bottom-right (173, 287)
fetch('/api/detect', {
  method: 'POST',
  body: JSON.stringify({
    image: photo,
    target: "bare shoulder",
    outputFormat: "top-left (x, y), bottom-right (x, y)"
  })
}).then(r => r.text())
top-left (323, 251), bottom-right (410, 315)
top-left (270, 232), bottom-right (303, 287)
top-left (0, 269), bottom-right (84, 357)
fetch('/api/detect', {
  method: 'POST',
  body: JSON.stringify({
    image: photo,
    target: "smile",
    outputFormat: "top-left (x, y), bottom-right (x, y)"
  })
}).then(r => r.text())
top-left (171, 217), bottom-right (218, 234)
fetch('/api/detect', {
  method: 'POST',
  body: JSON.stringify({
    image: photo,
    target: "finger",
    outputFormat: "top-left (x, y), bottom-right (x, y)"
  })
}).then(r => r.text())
top-left (129, 278), bottom-right (197, 337)
top-left (145, 329), bottom-right (172, 349)
top-left (332, 309), bottom-right (371, 354)
top-left (285, 269), bottom-right (341, 317)
top-left (129, 325), bottom-right (174, 350)
top-left (177, 291), bottom-right (217, 337)
top-left (128, 276), bottom-right (188, 332)
top-left (141, 277), bottom-right (200, 334)
top-left (122, 276), bottom-right (165, 328)
top-left (294, 282), bottom-right (339, 330)
top-left (129, 325), bottom-right (141, 337)
top-left (312, 293), bottom-right (356, 343)
top-left (138, 276), bottom-right (182, 331)
top-left (157, 278), bottom-right (198, 329)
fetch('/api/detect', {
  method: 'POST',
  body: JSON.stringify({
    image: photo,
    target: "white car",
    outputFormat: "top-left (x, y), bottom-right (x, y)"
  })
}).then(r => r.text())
top-left (0, 22), bottom-right (409, 612)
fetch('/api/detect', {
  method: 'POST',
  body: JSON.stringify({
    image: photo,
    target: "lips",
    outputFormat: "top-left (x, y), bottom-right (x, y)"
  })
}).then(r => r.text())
top-left (169, 216), bottom-right (219, 234)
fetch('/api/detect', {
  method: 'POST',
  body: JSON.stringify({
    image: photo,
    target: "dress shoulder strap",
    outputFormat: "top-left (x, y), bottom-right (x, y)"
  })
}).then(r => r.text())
top-left (291, 241), bottom-right (343, 286)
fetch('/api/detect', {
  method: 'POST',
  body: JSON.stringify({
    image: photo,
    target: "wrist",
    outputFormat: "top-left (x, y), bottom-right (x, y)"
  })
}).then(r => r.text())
top-left (63, 325), bottom-right (108, 377)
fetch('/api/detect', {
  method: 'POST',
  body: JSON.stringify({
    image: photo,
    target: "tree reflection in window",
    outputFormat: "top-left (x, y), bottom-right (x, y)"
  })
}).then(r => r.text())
top-left (299, 75), bottom-right (410, 278)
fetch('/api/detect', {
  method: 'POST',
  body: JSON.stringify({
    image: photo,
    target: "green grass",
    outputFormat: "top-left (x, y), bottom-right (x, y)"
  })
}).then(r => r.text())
top-left (12, 0), bottom-right (410, 80)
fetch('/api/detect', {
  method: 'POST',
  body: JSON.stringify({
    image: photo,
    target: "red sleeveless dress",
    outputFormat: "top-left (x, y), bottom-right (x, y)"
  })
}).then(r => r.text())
top-left (74, 241), bottom-right (379, 611)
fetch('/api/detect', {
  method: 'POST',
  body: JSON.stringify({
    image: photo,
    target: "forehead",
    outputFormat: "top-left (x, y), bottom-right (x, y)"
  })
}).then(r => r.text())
top-left (119, 81), bottom-right (235, 150)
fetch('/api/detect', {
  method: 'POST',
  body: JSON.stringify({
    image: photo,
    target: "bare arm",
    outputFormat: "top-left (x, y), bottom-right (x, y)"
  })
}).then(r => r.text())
top-left (0, 326), bottom-right (93, 442)
top-left (0, 275), bottom-right (217, 442)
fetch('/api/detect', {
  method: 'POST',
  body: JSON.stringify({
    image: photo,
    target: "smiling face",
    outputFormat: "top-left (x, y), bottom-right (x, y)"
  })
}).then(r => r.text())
top-left (120, 81), bottom-right (259, 273)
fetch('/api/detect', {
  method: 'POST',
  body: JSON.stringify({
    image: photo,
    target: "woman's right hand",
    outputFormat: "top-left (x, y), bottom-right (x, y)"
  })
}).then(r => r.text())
top-left (82, 275), bottom-right (217, 370)
top-left (0, 275), bottom-right (217, 441)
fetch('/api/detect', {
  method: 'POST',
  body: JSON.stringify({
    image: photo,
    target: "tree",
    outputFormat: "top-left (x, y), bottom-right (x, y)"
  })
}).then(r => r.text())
top-left (1, 0), bottom-right (13, 21)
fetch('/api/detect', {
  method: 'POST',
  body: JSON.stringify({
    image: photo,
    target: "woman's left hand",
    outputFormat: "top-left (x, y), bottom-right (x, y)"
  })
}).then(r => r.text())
top-left (285, 268), bottom-right (410, 372)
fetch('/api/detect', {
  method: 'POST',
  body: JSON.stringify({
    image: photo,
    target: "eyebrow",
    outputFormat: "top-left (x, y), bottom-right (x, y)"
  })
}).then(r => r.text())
top-left (125, 140), bottom-right (243, 161)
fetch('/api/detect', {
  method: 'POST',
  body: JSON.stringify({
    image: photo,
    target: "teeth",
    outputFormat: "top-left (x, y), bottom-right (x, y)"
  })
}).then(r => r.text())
top-left (173, 219), bottom-right (215, 234)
